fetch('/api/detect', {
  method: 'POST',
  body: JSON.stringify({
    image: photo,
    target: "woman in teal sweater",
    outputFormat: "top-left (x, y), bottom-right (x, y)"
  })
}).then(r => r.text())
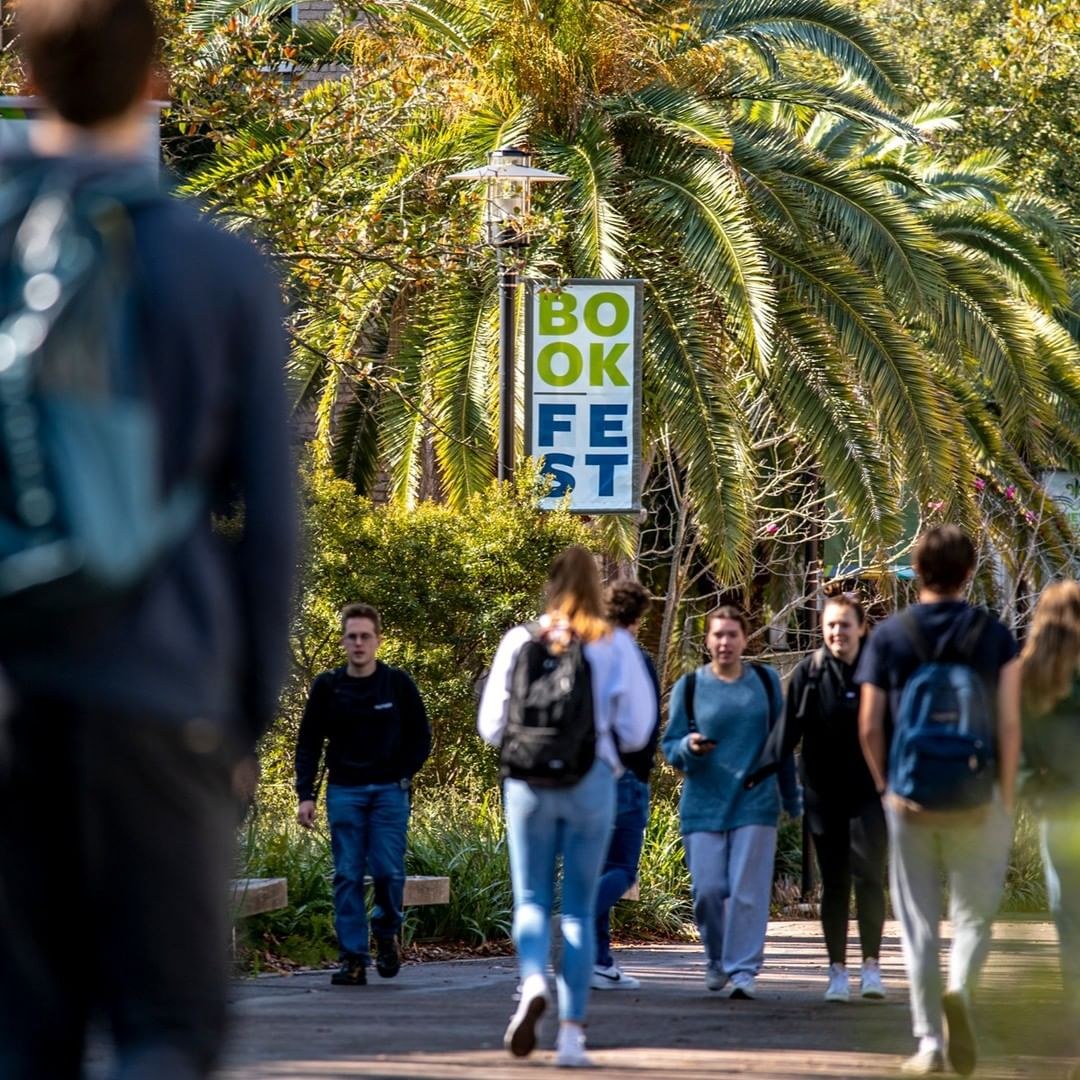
top-left (663, 606), bottom-right (802, 999)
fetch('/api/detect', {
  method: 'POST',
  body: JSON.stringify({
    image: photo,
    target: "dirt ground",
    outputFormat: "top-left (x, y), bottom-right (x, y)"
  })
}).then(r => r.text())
top-left (215, 919), bottom-right (1074, 1079)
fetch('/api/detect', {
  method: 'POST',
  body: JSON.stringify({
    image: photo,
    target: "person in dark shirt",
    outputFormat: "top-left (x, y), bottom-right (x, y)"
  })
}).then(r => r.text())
top-left (295, 602), bottom-right (431, 986)
top-left (857, 526), bottom-right (1020, 1077)
top-left (590, 580), bottom-right (661, 992)
top-left (0, 2), bottom-right (296, 1077)
top-left (785, 592), bottom-right (886, 1004)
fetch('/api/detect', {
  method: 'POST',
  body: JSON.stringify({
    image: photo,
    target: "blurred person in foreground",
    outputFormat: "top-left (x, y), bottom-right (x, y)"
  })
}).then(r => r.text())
top-left (0, 0), bottom-right (296, 1076)
top-left (858, 526), bottom-right (1020, 1076)
top-left (590, 579), bottom-right (662, 991)
top-left (478, 545), bottom-right (655, 1067)
top-left (784, 591), bottom-right (888, 1003)
top-left (1019, 581), bottom-right (1080, 1080)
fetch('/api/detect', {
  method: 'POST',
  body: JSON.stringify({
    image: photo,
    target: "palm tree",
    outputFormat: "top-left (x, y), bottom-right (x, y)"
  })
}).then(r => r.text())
top-left (179, 0), bottom-right (1080, 583)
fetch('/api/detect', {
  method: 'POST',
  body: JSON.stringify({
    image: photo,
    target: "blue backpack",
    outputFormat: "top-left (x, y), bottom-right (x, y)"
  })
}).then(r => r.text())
top-left (889, 608), bottom-right (995, 811)
top-left (0, 170), bottom-right (202, 639)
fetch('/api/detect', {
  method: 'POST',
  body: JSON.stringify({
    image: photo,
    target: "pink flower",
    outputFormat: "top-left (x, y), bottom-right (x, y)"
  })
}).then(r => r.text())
top-left (1005, 486), bottom-right (1016, 500)
top-left (974, 477), bottom-right (986, 492)
top-left (1024, 510), bottom-right (1036, 525)
top-left (764, 522), bottom-right (780, 536)
top-left (927, 500), bottom-right (944, 512)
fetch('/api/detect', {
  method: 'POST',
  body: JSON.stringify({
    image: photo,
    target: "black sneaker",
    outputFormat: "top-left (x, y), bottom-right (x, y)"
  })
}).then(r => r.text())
top-left (331, 957), bottom-right (367, 985)
top-left (374, 937), bottom-right (401, 979)
top-left (943, 991), bottom-right (977, 1076)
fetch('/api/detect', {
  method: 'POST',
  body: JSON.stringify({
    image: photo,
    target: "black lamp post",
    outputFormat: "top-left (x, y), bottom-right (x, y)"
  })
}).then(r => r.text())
top-left (449, 148), bottom-right (568, 482)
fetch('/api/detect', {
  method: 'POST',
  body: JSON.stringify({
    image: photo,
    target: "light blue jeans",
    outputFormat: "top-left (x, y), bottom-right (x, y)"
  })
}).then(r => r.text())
top-left (503, 759), bottom-right (616, 1022)
top-left (1041, 815), bottom-right (1080, 1040)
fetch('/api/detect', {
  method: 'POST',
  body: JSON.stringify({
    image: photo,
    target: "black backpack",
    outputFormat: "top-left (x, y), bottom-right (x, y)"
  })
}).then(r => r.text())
top-left (499, 625), bottom-right (596, 786)
top-left (0, 169), bottom-right (202, 637)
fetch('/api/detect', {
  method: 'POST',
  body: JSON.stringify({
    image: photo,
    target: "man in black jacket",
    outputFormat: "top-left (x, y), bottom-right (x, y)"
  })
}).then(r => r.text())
top-left (295, 602), bottom-right (431, 985)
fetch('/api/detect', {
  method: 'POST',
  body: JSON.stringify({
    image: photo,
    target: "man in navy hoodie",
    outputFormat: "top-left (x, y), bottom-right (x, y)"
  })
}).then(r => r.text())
top-left (0, 1), bottom-right (296, 1076)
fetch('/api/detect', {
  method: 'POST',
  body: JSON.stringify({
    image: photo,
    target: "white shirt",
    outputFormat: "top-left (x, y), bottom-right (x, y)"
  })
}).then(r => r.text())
top-left (477, 619), bottom-right (656, 771)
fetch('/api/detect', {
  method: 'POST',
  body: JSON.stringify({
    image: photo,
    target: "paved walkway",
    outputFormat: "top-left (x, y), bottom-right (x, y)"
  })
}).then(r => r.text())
top-left (218, 920), bottom-right (1073, 1079)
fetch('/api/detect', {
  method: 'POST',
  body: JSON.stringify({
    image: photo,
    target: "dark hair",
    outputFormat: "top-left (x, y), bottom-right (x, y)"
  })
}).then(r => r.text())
top-left (340, 602), bottom-right (382, 635)
top-left (822, 591), bottom-right (866, 626)
top-left (914, 525), bottom-right (976, 593)
top-left (705, 605), bottom-right (750, 637)
top-left (17, 0), bottom-right (157, 127)
top-left (605, 580), bottom-right (652, 628)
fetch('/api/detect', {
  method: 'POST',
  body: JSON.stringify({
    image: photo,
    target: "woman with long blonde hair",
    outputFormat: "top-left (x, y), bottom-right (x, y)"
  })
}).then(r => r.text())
top-left (1020, 580), bottom-right (1080, 1079)
top-left (478, 545), bottom-right (655, 1067)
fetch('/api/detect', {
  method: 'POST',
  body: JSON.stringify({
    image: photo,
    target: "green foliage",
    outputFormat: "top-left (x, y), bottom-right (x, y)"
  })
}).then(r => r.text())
top-left (857, 0), bottom-right (1080, 238)
top-left (264, 460), bottom-right (588, 793)
top-left (174, 0), bottom-right (1080, 590)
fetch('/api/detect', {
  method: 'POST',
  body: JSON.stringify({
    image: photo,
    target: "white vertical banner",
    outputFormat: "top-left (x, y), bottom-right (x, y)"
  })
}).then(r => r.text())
top-left (524, 279), bottom-right (643, 513)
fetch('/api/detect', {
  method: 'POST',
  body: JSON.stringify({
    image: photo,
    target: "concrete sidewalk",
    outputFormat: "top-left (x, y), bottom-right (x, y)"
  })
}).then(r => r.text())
top-left (218, 920), bottom-right (1073, 1079)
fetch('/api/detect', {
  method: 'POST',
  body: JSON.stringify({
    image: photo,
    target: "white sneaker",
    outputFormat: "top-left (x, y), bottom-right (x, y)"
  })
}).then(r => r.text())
top-left (504, 973), bottom-right (548, 1058)
top-left (590, 962), bottom-right (640, 990)
top-left (705, 963), bottom-right (727, 992)
top-left (860, 961), bottom-right (886, 1000)
top-left (555, 1024), bottom-right (592, 1068)
top-left (900, 1048), bottom-right (945, 1074)
top-left (729, 972), bottom-right (756, 999)
top-left (825, 963), bottom-right (850, 1003)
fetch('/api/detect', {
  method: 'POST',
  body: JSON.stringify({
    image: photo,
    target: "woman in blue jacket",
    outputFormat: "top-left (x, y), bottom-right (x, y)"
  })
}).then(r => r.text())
top-left (663, 606), bottom-right (801, 999)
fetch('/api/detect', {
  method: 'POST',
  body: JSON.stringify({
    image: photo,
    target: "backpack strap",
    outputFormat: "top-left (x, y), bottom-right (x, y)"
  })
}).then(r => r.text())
top-left (796, 647), bottom-right (829, 721)
top-left (748, 661), bottom-right (780, 723)
top-left (899, 608), bottom-right (933, 664)
top-left (684, 670), bottom-right (697, 734)
top-left (956, 609), bottom-right (989, 661)
top-left (744, 662), bottom-right (785, 790)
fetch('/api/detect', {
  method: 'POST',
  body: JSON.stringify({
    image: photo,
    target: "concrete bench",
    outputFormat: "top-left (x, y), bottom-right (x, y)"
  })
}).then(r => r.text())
top-left (231, 875), bottom-right (451, 918)
top-left (232, 877), bottom-right (289, 917)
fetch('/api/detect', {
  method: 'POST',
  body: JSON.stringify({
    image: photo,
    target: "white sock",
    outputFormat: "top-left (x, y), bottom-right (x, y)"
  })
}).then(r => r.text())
top-left (919, 1036), bottom-right (943, 1055)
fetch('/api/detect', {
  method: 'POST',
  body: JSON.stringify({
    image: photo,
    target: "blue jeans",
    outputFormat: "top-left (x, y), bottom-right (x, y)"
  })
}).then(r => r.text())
top-left (1041, 815), bottom-right (1080, 1039)
top-left (594, 772), bottom-right (650, 968)
top-left (326, 781), bottom-right (410, 963)
top-left (504, 759), bottom-right (616, 1022)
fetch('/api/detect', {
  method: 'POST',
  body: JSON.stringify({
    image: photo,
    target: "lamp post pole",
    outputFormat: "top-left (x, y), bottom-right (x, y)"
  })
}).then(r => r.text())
top-left (449, 148), bottom-right (568, 485)
top-left (497, 249), bottom-right (517, 482)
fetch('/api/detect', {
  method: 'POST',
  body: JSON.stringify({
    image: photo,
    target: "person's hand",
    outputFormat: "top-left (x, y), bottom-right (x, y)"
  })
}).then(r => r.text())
top-left (688, 733), bottom-right (716, 756)
top-left (297, 800), bottom-right (317, 829)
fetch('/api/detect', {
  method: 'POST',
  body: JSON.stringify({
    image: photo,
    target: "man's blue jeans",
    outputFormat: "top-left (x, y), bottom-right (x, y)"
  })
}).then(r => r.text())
top-left (503, 759), bottom-right (615, 1022)
top-left (594, 772), bottom-right (650, 968)
top-left (326, 781), bottom-right (410, 964)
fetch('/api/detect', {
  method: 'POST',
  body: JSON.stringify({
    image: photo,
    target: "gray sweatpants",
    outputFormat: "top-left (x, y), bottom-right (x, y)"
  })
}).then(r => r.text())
top-left (685, 825), bottom-right (777, 977)
top-left (886, 798), bottom-right (1013, 1040)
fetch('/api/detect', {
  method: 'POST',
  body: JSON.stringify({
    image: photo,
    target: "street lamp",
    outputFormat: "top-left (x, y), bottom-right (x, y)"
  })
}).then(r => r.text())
top-left (449, 148), bottom-right (568, 482)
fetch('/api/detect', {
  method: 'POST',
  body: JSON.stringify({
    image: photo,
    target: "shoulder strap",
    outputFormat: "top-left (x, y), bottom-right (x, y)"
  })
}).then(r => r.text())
top-left (748, 661), bottom-right (779, 723)
top-left (899, 608), bottom-right (932, 664)
top-left (685, 670), bottom-right (697, 733)
top-left (956, 608), bottom-right (989, 662)
top-left (795, 647), bottom-right (829, 721)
